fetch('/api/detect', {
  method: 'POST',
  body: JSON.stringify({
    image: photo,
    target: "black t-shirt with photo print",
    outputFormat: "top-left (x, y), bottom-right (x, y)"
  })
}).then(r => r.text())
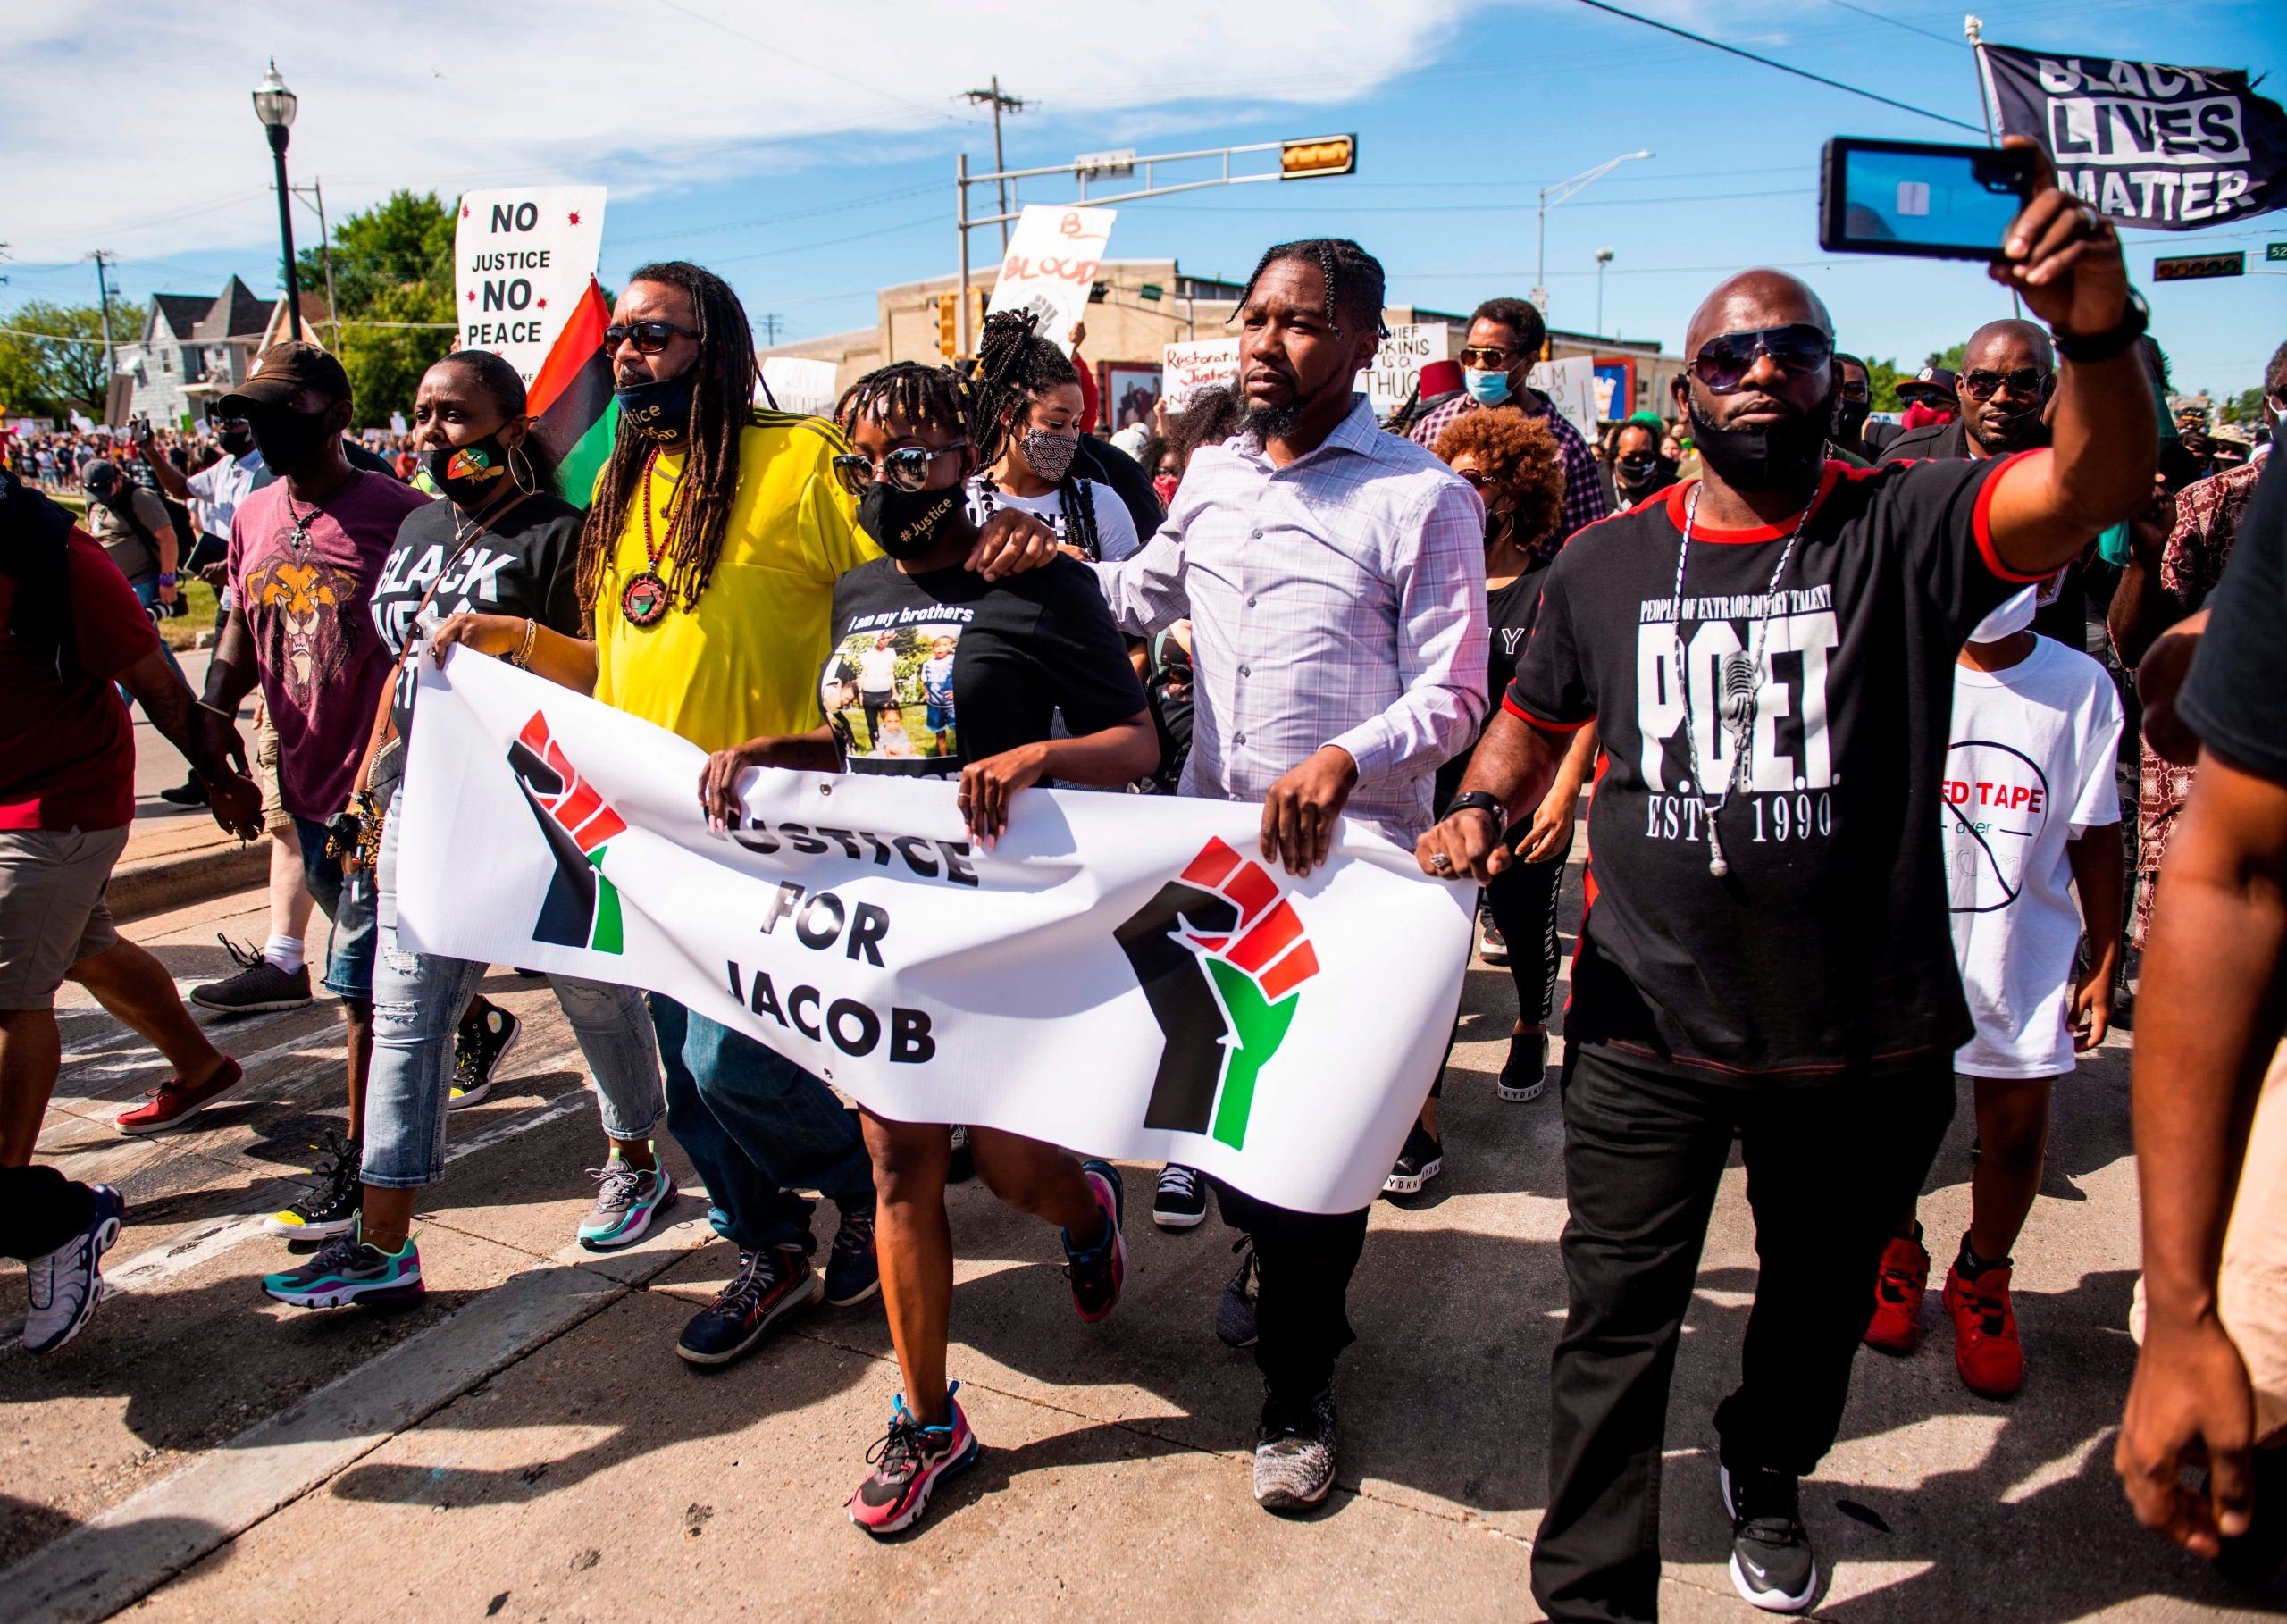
top-left (820, 554), bottom-right (1146, 781)
top-left (369, 490), bottom-right (585, 751)
top-left (1508, 456), bottom-right (2033, 1083)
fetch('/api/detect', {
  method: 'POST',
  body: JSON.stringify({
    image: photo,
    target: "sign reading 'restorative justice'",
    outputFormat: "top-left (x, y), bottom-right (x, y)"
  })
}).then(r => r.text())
top-left (455, 187), bottom-right (608, 385)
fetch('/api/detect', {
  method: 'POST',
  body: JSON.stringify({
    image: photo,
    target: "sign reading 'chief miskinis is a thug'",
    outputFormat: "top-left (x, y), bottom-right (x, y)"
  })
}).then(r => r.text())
top-left (393, 655), bottom-right (1470, 1215)
top-left (1981, 43), bottom-right (2287, 230)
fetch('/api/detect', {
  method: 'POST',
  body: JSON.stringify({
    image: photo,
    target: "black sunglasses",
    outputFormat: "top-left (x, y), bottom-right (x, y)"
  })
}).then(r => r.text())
top-left (1457, 345), bottom-right (1522, 369)
top-left (605, 321), bottom-right (700, 356)
top-left (829, 442), bottom-right (969, 498)
top-left (1688, 324), bottom-right (1835, 395)
top-left (1839, 381), bottom-right (1871, 402)
top-left (1962, 368), bottom-right (2048, 400)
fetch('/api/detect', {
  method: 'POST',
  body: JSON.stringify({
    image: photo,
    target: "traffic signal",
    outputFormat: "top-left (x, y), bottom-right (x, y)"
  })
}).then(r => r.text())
top-left (937, 291), bottom-right (958, 358)
top-left (2151, 252), bottom-right (2244, 282)
top-left (1279, 135), bottom-right (1357, 180)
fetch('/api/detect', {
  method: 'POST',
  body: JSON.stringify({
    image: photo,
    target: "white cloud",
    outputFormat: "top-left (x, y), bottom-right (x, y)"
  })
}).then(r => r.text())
top-left (0, 0), bottom-right (1484, 264)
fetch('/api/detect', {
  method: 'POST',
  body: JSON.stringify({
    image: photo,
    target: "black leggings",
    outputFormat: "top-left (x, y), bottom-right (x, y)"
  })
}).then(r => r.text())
top-left (1430, 831), bottom-right (1570, 1101)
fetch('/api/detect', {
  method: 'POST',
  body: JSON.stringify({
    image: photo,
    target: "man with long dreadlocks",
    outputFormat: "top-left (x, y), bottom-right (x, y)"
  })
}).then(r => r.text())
top-left (460, 260), bottom-right (1058, 1370)
top-left (1033, 238), bottom-right (1488, 1511)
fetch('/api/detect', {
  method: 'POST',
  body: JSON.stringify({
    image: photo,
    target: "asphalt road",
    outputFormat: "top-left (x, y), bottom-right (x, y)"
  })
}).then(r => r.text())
top-left (2, 852), bottom-right (2274, 1622)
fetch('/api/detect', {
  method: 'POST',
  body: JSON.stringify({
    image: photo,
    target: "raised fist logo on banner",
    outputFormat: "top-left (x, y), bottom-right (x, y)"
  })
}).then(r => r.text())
top-left (507, 711), bottom-right (627, 954)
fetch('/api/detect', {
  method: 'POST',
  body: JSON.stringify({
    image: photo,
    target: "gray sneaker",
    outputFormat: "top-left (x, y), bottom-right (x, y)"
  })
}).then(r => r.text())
top-left (191, 938), bottom-right (313, 1014)
top-left (576, 1159), bottom-right (678, 1251)
top-left (1253, 1385), bottom-right (1337, 1513)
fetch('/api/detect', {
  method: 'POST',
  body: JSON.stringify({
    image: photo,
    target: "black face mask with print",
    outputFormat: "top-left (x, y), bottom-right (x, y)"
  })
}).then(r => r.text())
top-left (248, 406), bottom-right (336, 477)
top-left (615, 368), bottom-right (697, 447)
top-left (856, 481), bottom-right (967, 562)
top-left (216, 423), bottom-right (256, 457)
top-left (1614, 452), bottom-right (1674, 491)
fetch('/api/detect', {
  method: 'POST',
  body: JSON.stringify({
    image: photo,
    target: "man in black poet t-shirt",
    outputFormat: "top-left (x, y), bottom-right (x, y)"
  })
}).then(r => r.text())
top-left (1417, 140), bottom-right (2158, 1620)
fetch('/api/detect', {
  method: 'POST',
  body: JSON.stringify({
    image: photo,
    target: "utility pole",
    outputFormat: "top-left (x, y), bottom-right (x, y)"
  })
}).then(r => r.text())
top-left (961, 76), bottom-right (1030, 250)
top-left (90, 250), bottom-right (118, 422)
top-left (293, 180), bottom-right (339, 345)
top-left (757, 313), bottom-right (783, 347)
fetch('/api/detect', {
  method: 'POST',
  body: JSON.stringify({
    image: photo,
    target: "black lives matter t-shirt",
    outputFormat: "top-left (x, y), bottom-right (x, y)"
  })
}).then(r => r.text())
top-left (1509, 456), bottom-right (2033, 1082)
top-left (370, 490), bottom-right (584, 751)
top-left (819, 555), bottom-right (1145, 780)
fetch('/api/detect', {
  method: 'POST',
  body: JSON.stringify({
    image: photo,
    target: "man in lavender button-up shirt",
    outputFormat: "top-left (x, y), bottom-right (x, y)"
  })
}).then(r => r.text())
top-left (1091, 238), bottom-right (1488, 1515)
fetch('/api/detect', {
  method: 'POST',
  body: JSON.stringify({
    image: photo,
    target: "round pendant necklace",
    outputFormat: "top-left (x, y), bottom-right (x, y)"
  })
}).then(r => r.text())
top-left (1669, 485), bottom-right (1816, 878)
top-left (620, 448), bottom-right (680, 629)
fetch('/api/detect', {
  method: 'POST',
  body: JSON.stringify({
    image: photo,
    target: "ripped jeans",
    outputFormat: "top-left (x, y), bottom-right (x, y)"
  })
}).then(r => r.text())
top-left (360, 787), bottom-right (666, 1190)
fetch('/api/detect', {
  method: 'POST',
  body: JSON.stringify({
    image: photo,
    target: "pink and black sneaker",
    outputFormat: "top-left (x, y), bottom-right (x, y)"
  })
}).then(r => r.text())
top-left (849, 1385), bottom-right (980, 1536)
top-left (1063, 1160), bottom-right (1126, 1324)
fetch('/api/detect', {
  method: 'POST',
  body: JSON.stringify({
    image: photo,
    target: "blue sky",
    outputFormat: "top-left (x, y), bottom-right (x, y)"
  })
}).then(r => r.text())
top-left (5, 0), bottom-right (2283, 396)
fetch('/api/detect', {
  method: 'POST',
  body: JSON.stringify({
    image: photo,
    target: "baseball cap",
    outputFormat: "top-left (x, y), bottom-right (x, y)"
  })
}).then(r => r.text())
top-left (1897, 364), bottom-right (1957, 402)
top-left (83, 458), bottom-right (120, 486)
top-left (1416, 359), bottom-right (1463, 398)
top-left (217, 341), bottom-right (351, 414)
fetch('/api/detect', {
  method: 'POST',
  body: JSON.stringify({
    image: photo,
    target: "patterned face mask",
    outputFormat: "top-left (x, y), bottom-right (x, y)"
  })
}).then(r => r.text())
top-left (1021, 428), bottom-right (1079, 483)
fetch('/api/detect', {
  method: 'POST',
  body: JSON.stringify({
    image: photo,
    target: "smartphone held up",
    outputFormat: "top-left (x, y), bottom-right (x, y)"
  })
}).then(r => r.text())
top-left (1819, 138), bottom-right (2039, 262)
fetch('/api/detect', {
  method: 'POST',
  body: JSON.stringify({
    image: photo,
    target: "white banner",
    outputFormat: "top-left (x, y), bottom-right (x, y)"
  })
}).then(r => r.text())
top-left (1355, 322), bottom-right (1452, 419)
top-left (396, 655), bottom-right (1470, 1213)
top-left (759, 356), bottom-right (840, 419)
top-left (456, 186), bottom-right (608, 386)
top-left (1161, 338), bottom-right (1241, 411)
top-left (1529, 356), bottom-right (1602, 439)
top-left (987, 205), bottom-right (1117, 355)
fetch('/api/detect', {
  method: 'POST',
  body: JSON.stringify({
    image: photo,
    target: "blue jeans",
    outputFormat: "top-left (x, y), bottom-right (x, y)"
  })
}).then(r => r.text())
top-left (290, 816), bottom-right (378, 1000)
top-left (118, 578), bottom-right (185, 697)
top-left (651, 994), bottom-right (874, 1253)
top-left (362, 791), bottom-right (666, 1188)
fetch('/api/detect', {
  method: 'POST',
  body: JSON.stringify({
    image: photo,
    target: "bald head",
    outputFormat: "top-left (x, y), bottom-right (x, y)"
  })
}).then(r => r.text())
top-left (1684, 270), bottom-right (1834, 356)
top-left (1964, 319), bottom-right (2055, 374)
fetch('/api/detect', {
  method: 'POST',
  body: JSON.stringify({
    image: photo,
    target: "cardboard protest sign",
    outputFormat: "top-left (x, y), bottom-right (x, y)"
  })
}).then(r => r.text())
top-left (1355, 322), bottom-right (1452, 419)
top-left (987, 205), bottom-right (1117, 354)
top-left (759, 356), bottom-right (840, 419)
top-left (1528, 357), bottom-right (1602, 439)
top-left (1161, 338), bottom-right (1241, 411)
top-left (455, 187), bottom-right (607, 385)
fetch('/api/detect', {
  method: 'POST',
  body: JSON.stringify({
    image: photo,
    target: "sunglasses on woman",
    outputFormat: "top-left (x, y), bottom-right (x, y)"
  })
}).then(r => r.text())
top-left (1451, 466), bottom-right (1492, 490)
top-left (1687, 324), bottom-right (1835, 395)
top-left (604, 321), bottom-right (700, 356)
top-left (829, 442), bottom-right (970, 498)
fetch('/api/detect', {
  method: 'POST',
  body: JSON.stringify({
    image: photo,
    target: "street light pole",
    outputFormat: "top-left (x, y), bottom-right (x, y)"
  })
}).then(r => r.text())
top-left (251, 61), bottom-right (303, 344)
top-left (1595, 247), bottom-right (1614, 337)
top-left (1535, 149), bottom-right (1653, 318)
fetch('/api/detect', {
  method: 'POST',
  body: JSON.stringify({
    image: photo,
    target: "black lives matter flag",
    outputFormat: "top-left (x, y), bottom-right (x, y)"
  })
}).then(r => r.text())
top-left (1981, 43), bottom-right (2287, 230)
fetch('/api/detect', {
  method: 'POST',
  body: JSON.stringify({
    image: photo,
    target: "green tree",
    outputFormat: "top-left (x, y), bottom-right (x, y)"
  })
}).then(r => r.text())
top-left (1929, 342), bottom-right (1968, 374)
top-left (1864, 356), bottom-right (1905, 414)
top-left (2219, 387), bottom-right (2266, 425)
top-left (0, 302), bottom-right (111, 416)
top-left (297, 190), bottom-right (457, 426)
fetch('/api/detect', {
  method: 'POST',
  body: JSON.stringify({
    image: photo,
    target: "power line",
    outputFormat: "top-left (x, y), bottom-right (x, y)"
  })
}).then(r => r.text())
top-left (1568, 0), bottom-right (1985, 133)
top-left (1817, 0), bottom-right (1971, 50)
top-left (654, 0), bottom-right (974, 128)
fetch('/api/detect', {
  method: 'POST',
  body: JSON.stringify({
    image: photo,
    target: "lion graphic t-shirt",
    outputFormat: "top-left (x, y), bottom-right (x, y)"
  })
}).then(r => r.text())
top-left (230, 469), bottom-right (431, 821)
top-left (818, 555), bottom-right (1144, 781)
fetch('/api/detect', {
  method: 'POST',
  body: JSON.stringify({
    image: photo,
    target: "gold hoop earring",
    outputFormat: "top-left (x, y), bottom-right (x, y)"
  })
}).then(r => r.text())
top-left (508, 440), bottom-right (539, 496)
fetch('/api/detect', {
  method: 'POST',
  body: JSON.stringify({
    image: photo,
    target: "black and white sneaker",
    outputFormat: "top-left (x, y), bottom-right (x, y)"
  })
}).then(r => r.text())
top-left (1499, 1030), bottom-right (1549, 1102)
top-left (1215, 1239), bottom-right (1260, 1348)
top-left (1381, 1121), bottom-right (1443, 1196)
top-left (1152, 1163), bottom-right (1209, 1228)
top-left (191, 937), bottom-right (312, 1014)
top-left (1253, 1384), bottom-right (1337, 1513)
top-left (1722, 1461), bottom-right (1819, 1612)
top-left (262, 1134), bottom-right (363, 1241)
top-left (1479, 914), bottom-right (1510, 965)
top-left (448, 1000), bottom-right (522, 1109)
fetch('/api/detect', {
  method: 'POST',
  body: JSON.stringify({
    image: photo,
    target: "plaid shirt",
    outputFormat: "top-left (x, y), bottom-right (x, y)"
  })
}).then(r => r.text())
top-left (1408, 388), bottom-right (1612, 542)
top-left (1094, 397), bottom-right (1489, 843)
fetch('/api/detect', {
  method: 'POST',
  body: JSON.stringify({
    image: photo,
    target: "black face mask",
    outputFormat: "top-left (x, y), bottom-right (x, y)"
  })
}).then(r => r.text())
top-left (856, 481), bottom-right (967, 562)
top-left (424, 434), bottom-right (515, 510)
top-left (1833, 398), bottom-right (1871, 444)
top-left (249, 406), bottom-right (336, 477)
top-left (216, 423), bottom-right (256, 457)
top-left (1686, 390), bottom-right (1831, 491)
top-left (616, 368), bottom-right (697, 447)
top-left (1614, 452), bottom-right (1672, 490)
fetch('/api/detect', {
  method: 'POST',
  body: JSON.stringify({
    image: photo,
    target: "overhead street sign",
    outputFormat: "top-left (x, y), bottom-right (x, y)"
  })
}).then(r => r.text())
top-left (2153, 252), bottom-right (2246, 282)
top-left (2270, 242), bottom-right (2287, 263)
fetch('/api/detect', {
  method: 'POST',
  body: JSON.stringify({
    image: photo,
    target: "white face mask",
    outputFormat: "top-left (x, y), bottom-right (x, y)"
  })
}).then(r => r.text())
top-left (1970, 587), bottom-right (2038, 642)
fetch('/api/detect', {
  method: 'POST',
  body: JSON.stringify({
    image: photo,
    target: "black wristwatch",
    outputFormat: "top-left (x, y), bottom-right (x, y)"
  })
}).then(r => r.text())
top-left (2052, 289), bottom-right (2149, 364)
top-left (1446, 790), bottom-right (1507, 838)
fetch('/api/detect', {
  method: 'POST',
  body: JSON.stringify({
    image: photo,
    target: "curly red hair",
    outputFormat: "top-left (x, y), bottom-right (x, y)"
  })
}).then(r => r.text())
top-left (1432, 407), bottom-right (1566, 551)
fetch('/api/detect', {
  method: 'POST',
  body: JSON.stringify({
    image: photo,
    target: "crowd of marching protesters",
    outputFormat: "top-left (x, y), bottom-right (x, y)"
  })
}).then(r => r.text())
top-left (6, 135), bottom-right (2287, 1618)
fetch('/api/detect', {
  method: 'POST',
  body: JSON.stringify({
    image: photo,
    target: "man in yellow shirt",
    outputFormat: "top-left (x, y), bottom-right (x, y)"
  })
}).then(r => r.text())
top-left (575, 262), bottom-right (1055, 1369)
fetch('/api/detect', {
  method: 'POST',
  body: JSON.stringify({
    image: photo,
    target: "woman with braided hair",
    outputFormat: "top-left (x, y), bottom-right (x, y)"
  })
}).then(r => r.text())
top-left (696, 358), bottom-right (1156, 1536)
top-left (966, 309), bottom-right (1143, 563)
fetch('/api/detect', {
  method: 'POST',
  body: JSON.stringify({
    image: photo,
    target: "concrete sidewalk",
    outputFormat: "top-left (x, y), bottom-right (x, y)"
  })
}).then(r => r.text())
top-left (1, 861), bottom-right (2275, 1622)
top-left (114, 647), bottom-right (266, 918)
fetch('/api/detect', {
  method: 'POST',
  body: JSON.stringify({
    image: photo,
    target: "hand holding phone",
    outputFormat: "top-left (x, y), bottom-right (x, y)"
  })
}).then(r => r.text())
top-left (1820, 137), bottom-right (2038, 261)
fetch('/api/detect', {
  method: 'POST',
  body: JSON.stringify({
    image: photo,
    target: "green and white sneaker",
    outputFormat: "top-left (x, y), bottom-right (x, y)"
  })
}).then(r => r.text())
top-left (260, 1234), bottom-right (423, 1309)
top-left (577, 1156), bottom-right (678, 1251)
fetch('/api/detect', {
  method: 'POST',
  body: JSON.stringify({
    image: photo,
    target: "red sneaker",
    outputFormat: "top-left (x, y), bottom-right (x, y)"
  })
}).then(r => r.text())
top-left (1864, 1233), bottom-right (1929, 1353)
top-left (114, 1059), bottom-right (246, 1136)
top-left (1944, 1263), bottom-right (2024, 1397)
